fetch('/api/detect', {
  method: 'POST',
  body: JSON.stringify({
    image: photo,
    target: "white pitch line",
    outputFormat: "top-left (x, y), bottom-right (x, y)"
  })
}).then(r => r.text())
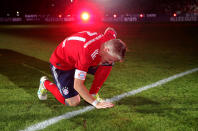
top-left (20, 67), bottom-right (198, 131)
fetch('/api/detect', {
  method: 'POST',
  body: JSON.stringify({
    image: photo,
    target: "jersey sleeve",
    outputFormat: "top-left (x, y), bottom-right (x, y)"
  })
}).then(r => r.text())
top-left (74, 49), bottom-right (92, 80)
top-left (75, 48), bottom-right (92, 72)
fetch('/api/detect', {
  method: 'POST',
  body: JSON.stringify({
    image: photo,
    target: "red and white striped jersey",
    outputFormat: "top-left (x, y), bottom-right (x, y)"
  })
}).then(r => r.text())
top-left (50, 29), bottom-right (116, 72)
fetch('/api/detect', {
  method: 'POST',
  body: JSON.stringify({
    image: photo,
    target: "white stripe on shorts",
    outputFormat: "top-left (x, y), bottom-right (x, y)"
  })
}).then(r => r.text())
top-left (52, 66), bottom-right (63, 96)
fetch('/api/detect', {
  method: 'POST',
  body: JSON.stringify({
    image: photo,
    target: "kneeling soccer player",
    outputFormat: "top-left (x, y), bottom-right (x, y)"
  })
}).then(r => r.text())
top-left (37, 27), bottom-right (126, 109)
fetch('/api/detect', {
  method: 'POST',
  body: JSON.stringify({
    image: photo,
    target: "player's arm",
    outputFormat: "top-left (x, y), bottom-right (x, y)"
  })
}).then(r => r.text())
top-left (74, 78), bottom-right (114, 109)
top-left (90, 64), bottom-right (112, 94)
top-left (74, 69), bottom-right (114, 109)
top-left (74, 78), bottom-right (94, 104)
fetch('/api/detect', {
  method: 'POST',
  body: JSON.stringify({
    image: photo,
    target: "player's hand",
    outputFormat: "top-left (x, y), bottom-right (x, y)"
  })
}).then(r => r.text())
top-left (95, 101), bottom-right (114, 109)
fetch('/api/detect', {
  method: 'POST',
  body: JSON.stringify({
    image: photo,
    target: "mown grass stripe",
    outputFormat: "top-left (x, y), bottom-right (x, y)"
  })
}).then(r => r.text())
top-left (22, 63), bottom-right (52, 78)
top-left (20, 67), bottom-right (198, 131)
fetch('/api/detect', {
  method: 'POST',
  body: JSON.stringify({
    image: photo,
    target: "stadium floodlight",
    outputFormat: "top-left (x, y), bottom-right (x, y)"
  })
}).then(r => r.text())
top-left (16, 11), bottom-right (20, 16)
top-left (80, 11), bottom-right (90, 22)
top-left (58, 14), bottom-right (62, 18)
top-left (113, 14), bottom-right (117, 18)
top-left (139, 14), bottom-right (144, 18)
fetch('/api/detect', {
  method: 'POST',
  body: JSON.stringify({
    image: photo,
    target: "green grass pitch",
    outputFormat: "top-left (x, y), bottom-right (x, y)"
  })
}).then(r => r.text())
top-left (0, 23), bottom-right (198, 131)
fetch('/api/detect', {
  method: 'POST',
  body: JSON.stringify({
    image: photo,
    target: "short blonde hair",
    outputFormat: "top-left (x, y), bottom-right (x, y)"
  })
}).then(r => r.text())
top-left (104, 39), bottom-right (127, 60)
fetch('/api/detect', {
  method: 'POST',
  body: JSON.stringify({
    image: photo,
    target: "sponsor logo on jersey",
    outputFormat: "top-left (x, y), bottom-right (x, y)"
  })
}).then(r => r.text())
top-left (91, 49), bottom-right (99, 60)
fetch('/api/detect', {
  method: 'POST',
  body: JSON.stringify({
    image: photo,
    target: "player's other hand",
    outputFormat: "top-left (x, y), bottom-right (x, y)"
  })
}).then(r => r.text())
top-left (95, 101), bottom-right (114, 109)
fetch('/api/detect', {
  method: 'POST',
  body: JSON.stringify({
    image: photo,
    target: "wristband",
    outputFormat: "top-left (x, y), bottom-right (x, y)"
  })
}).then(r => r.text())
top-left (91, 100), bottom-right (99, 107)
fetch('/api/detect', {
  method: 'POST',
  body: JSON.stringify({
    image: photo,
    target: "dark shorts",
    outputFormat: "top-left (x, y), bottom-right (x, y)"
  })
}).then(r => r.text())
top-left (50, 63), bottom-right (113, 99)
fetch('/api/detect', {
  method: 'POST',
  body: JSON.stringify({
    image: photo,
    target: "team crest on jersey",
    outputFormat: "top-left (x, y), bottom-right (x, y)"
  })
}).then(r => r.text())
top-left (62, 87), bottom-right (69, 95)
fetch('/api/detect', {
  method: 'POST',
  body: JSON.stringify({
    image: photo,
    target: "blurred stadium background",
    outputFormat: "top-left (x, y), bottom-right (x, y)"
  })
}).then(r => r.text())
top-left (0, 0), bottom-right (198, 23)
top-left (0, 0), bottom-right (198, 131)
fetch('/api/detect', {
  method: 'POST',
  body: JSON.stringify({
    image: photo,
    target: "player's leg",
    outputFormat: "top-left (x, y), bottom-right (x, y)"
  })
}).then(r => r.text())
top-left (65, 94), bottom-right (80, 106)
top-left (37, 76), bottom-right (65, 104)
top-left (39, 77), bottom-right (81, 106)
top-left (43, 78), bottom-right (66, 105)
top-left (51, 65), bottom-right (81, 106)
top-left (37, 76), bottom-right (49, 100)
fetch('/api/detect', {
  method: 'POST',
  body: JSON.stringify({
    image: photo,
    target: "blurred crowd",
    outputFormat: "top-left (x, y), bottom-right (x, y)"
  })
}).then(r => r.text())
top-left (161, 0), bottom-right (198, 15)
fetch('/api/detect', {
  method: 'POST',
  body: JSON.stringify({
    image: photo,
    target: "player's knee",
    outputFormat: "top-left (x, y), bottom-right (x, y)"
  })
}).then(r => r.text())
top-left (68, 100), bottom-right (80, 107)
top-left (65, 95), bottom-right (81, 106)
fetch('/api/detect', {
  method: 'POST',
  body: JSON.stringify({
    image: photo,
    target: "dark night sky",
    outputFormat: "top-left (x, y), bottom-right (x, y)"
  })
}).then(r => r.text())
top-left (0, 0), bottom-right (197, 15)
top-left (0, 0), bottom-right (66, 13)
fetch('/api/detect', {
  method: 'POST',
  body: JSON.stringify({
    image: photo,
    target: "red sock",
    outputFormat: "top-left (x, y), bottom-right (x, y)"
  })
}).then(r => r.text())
top-left (89, 66), bottom-right (112, 94)
top-left (44, 80), bottom-right (65, 105)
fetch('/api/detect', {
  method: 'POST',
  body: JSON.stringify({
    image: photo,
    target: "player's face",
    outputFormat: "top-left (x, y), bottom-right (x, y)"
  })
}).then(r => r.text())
top-left (101, 52), bottom-right (120, 65)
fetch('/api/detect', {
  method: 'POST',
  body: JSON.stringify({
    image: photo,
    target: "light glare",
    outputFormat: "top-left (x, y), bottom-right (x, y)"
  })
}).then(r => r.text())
top-left (81, 12), bottom-right (90, 21)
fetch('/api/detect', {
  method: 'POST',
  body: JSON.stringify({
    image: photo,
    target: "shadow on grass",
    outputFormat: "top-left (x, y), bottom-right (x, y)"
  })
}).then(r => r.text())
top-left (116, 96), bottom-right (160, 106)
top-left (0, 49), bottom-right (91, 108)
top-left (0, 49), bottom-right (50, 95)
top-left (117, 95), bottom-right (198, 128)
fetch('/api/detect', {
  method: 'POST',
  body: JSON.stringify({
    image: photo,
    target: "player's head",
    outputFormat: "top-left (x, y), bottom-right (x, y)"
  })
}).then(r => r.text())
top-left (100, 39), bottom-right (127, 64)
